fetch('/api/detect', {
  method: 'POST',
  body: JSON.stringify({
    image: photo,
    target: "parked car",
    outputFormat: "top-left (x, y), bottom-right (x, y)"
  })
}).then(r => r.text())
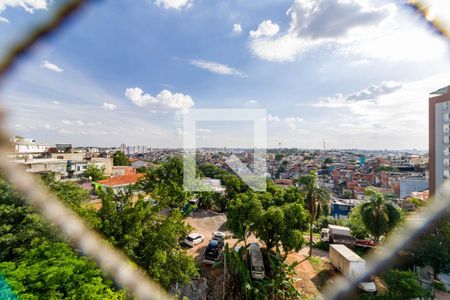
top-left (202, 232), bottom-right (225, 264)
top-left (184, 233), bottom-right (204, 247)
top-left (212, 231), bottom-right (226, 241)
top-left (248, 243), bottom-right (265, 280)
top-left (182, 199), bottom-right (200, 217)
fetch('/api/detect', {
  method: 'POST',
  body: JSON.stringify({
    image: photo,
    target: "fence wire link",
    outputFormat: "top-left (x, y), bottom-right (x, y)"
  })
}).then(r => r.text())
top-left (0, 0), bottom-right (449, 299)
top-left (0, 1), bottom-right (170, 299)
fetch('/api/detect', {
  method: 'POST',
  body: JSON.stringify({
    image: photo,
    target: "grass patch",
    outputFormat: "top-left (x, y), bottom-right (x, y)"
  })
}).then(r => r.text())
top-left (308, 256), bottom-right (322, 271)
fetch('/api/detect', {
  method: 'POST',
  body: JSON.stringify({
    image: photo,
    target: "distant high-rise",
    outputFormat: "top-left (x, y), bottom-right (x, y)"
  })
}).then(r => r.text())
top-left (429, 85), bottom-right (450, 196)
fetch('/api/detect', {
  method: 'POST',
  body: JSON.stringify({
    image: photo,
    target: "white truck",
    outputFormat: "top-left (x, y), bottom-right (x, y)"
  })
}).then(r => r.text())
top-left (320, 225), bottom-right (355, 245)
top-left (329, 244), bottom-right (377, 293)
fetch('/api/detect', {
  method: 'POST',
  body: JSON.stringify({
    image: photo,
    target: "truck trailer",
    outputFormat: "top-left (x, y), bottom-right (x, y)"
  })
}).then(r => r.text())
top-left (329, 244), bottom-right (376, 293)
top-left (320, 225), bottom-right (355, 245)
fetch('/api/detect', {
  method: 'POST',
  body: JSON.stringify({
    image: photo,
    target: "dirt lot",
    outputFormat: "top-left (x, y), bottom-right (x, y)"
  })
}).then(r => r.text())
top-left (286, 247), bottom-right (336, 299)
top-left (183, 209), bottom-right (336, 299)
top-left (184, 209), bottom-right (258, 260)
top-left (183, 209), bottom-right (228, 259)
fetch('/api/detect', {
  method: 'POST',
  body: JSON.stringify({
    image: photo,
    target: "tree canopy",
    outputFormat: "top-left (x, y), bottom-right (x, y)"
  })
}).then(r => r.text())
top-left (0, 179), bottom-right (124, 299)
top-left (83, 165), bottom-right (107, 181)
top-left (227, 186), bottom-right (308, 258)
top-left (297, 171), bottom-right (330, 256)
top-left (411, 216), bottom-right (450, 277)
top-left (112, 151), bottom-right (130, 166)
top-left (359, 188), bottom-right (403, 242)
top-left (96, 189), bottom-right (199, 288)
top-left (379, 269), bottom-right (428, 300)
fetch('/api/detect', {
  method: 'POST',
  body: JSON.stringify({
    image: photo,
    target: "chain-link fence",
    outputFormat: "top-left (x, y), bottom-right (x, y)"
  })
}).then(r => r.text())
top-left (0, 1), bottom-right (449, 299)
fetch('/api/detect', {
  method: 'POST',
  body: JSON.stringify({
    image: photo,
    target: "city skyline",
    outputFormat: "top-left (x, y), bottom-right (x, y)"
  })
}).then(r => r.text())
top-left (1, 0), bottom-right (450, 149)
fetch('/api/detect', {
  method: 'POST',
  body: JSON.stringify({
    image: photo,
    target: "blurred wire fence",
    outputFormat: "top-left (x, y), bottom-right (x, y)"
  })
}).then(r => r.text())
top-left (0, 0), bottom-right (448, 299)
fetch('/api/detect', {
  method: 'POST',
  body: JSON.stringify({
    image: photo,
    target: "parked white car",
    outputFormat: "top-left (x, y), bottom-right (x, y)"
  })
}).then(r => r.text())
top-left (184, 233), bottom-right (204, 247)
top-left (212, 231), bottom-right (226, 241)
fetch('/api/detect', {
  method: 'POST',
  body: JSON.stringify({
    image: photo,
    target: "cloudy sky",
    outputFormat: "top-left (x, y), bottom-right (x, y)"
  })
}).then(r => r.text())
top-left (0, 0), bottom-right (450, 149)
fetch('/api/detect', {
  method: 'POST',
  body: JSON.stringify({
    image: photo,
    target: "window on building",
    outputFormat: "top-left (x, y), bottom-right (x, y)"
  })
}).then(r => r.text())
top-left (444, 124), bottom-right (450, 133)
top-left (444, 135), bottom-right (450, 144)
top-left (444, 112), bottom-right (450, 122)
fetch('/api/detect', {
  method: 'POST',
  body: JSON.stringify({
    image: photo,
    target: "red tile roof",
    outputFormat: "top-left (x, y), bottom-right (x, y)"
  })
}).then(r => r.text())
top-left (274, 179), bottom-right (294, 186)
top-left (96, 173), bottom-right (145, 187)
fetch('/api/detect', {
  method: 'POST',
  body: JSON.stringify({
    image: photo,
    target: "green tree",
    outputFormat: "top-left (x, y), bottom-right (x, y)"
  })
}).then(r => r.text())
top-left (298, 171), bottom-right (330, 257)
top-left (219, 173), bottom-right (246, 200)
top-left (0, 179), bottom-right (123, 299)
top-left (112, 151), bottom-right (130, 166)
top-left (0, 179), bottom-right (55, 261)
top-left (227, 192), bottom-right (263, 247)
top-left (0, 242), bottom-right (125, 299)
top-left (227, 190), bottom-right (307, 259)
top-left (348, 204), bottom-right (370, 239)
top-left (342, 190), bottom-right (353, 199)
top-left (83, 165), bottom-right (107, 181)
top-left (39, 172), bottom-right (100, 227)
top-left (324, 157), bottom-right (333, 164)
top-left (274, 153), bottom-right (284, 161)
top-left (359, 188), bottom-right (402, 242)
top-left (141, 157), bottom-right (189, 208)
top-left (412, 216), bottom-right (450, 278)
top-left (97, 189), bottom-right (199, 289)
top-left (381, 269), bottom-right (428, 299)
top-left (137, 209), bottom-right (198, 288)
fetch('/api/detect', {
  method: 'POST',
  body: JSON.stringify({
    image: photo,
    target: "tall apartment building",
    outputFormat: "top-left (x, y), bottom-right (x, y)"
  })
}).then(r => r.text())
top-left (429, 85), bottom-right (450, 196)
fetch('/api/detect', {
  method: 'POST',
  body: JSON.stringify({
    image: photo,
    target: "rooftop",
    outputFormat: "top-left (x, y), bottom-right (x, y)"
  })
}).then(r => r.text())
top-left (96, 173), bottom-right (145, 187)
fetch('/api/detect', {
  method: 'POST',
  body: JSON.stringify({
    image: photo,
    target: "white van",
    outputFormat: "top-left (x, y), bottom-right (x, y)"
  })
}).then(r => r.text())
top-left (249, 243), bottom-right (265, 280)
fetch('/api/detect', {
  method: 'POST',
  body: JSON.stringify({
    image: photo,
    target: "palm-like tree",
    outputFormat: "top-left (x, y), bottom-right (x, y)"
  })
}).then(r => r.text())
top-left (298, 171), bottom-right (330, 257)
top-left (360, 188), bottom-right (402, 243)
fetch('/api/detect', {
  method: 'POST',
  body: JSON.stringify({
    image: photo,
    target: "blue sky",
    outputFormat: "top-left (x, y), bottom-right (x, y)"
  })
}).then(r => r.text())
top-left (1, 0), bottom-right (450, 149)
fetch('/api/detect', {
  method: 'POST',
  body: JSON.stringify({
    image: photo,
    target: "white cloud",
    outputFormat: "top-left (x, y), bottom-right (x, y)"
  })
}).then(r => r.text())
top-left (249, 20), bottom-right (279, 38)
top-left (247, 99), bottom-right (257, 104)
top-left (233, 23), bottom-right (242, 34)
top-left (306, 73), bottom-right (450, 149)
top-left (52, 100), bottom-right (60, 105)
top-left (40, 60), bottom-right (63, 72)
top-left (0, 16), bottom-right (9, 23)
top-left (190, 59), bottom-right (246, 77)
top-left (125, 87), bottom-right (194, 111)
top-left (287, 0), bottom-right (387, 39)
top-left (61, 119), bottom-right (85, 126)
top-left (283, 117), bottom-right (303, 129)
top-left (314, 81), bottom-right (402, 107)
top-left (267, 114), bottom-right (303, 129)
top-left (154, 0), bottom-right (192, 10)
top-left (103, 102), bottom-right (117, 111)
top-left (267, 113), bottom-right (280, 122)
top-left (248, 0), bottom-right (447, 63)
top-left (0, 0), bottom-right (49, 13)
top-left (249, 33), bottom-right (315, 62)
top-left (248, 1), bottom-right (390, 62)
